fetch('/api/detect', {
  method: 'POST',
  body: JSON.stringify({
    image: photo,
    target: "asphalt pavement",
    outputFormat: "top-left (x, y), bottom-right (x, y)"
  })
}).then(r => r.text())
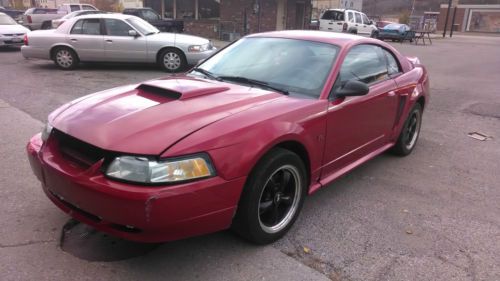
top-left (0, 35), bottom-right (499, 281)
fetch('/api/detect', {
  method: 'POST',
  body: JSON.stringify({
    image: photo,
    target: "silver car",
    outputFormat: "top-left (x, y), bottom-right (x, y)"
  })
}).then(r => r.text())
top-left (21, 14), bottom-right (216, 72)
top-left (0, 12), bottom-right (30, 47)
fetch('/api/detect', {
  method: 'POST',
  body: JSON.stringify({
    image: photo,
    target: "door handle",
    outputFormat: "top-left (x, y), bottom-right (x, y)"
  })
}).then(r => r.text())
top-left (105, 39), bottom-right (113, 43)
top-left (70, 38), bottom-right (77, 42)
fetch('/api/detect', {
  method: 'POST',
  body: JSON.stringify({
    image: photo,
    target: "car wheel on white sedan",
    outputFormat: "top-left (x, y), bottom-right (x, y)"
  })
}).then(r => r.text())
top-left (159, 48), bottom-right (186, 72)
top-left (53, 47), bottom-right (79, 70)
top-left (232, 148), bottom-right (307, 244)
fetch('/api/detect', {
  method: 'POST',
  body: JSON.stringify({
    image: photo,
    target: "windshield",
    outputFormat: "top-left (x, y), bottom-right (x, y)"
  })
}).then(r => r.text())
top-left (384, 24), bottom-right (403, 30)
top-left (194, 37), bottom-right (339, 98)
top-left (0, 14), bottom-right (17, 25)
top-left (126, 17), bottom-right (158, 35)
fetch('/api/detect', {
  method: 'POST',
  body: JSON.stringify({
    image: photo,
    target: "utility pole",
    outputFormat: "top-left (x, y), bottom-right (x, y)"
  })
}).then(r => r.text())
top-left (442, 0), bottom-right (452, 37)
top-left (449, 0), bottom-right (459, 37)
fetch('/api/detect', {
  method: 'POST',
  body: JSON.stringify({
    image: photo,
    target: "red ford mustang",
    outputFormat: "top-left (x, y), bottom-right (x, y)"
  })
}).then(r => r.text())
top-left (27, 31), bottom-right (429, 244)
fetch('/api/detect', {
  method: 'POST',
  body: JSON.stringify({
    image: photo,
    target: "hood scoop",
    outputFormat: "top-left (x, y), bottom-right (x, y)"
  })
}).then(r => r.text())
top-left (138, 78), bottom-right (230, 101)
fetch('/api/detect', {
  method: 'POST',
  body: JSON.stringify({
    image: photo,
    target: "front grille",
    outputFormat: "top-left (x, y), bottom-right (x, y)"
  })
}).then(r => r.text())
top-left (3, 33), bottom-right (24, 36)
top-left (52, 129), bottom-right (105, 168)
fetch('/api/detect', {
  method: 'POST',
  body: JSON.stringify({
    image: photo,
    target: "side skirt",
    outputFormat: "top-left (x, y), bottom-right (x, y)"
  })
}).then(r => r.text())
top-left (308, 142), bottom-right (394, 195)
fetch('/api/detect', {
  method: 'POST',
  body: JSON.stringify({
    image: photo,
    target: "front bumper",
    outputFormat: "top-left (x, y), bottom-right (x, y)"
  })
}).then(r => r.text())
top-left (0, 37), bottom-right (24, 47)
top-left (27, 133), bottom-right (246, 243)
top-left (186, 48), bottom-right (217, 65)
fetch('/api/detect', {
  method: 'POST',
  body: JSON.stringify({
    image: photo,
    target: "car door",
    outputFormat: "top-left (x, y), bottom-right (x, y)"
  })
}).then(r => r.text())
top-left (102, 18), bottom-right (147, 62)
top-left (67, 18), bottom-right (104, 61)
top-left (353, 12), bottom-right (363, 33)
top-left (320, 44), bottom-right (399, 179)
top-left (361, 13), bottom-right (372, 35)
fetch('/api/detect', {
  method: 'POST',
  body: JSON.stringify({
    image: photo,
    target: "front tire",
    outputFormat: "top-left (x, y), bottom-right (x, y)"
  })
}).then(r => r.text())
top-left (53, 47), bottom-right (78, 70)
top-left (158, 48), bottom-right (186, 72)
top-left (371, 30), bottom-right (379, 38)
top-left (391, 103), bottom-right (423, 156)
top-left (232, 148), bottom-right (307, 244)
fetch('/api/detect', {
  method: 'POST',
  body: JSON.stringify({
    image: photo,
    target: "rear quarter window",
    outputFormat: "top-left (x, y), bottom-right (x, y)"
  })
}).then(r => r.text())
top-left (321, 10), bottom-right (344, 21)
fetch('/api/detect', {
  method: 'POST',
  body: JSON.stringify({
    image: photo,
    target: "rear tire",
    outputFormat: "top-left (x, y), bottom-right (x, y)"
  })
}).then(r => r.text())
top-left (53, 47), bottom-right (78, 70)
top-left (371, 30), bottom-right (379, 38)
top-left (232, 148), bottom-right (307, 244)
top-left (158, 48), bottom-right (186, 72)
top-left (391, 103), bottom-right (423, 156)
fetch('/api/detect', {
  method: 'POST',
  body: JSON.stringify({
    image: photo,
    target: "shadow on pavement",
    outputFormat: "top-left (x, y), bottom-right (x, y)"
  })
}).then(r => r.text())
top-left (0, 46), bottom-right (21, 52)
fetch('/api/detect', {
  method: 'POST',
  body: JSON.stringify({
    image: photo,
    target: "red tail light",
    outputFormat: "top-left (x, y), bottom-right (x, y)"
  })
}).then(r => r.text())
top-left (24, 34), bottom-right (28, 46)
top-left (343, 23), bottom-right (348, 31)
top-left (27, 15), bottom-right (32, 23)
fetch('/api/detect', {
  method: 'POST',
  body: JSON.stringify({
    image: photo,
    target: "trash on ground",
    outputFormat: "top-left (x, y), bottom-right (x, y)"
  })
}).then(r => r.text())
top-left (467, 132), bottom-right (492, 141)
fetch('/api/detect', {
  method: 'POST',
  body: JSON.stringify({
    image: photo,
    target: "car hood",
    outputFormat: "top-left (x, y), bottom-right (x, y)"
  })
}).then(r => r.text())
top-left (49, 76), bottom-right (283, 155)
top-left (0, 24), bottom-right (29, 34)
top-left (147, 32), bottom-right (209, 45)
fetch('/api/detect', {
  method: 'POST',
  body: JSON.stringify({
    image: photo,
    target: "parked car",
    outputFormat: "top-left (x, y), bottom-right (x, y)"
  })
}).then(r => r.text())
top-left (21, 8), bottom-right (59, 30)
top-left (319, 9), bottom-right (378, 37)
top-left (26, 30), bottom-right (429, 244)
top-left (309, 18), bottom-right (319, 30)
top-left (21, 14), bottom-right (215, 72)
top-left (52, 10), bottom-right (107, 28)
top-left (56, 3), bottom-right (98, 15)
top-left (376, 20), bottom-right (395, 29)
top-left (0, 12), bottom-right (30, 47)
top-left (378, 23), bottom-right (413, 42)
top-left (0, 7), bottom-right (24, 21)
top-left (22, 4), bottom-right (98, 30)
top-left (123, 8), bottom-right (183, 33)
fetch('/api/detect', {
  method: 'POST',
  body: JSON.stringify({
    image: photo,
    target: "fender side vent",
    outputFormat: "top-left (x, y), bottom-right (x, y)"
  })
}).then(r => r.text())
top-left (137, 84), bottom-right (182, 100)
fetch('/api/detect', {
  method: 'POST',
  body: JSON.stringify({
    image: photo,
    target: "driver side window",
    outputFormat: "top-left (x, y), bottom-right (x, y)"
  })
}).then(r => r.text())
top-left (104, 19), bottom-right (133, 36)
top-left (338, 44), bottom-right (390, 85)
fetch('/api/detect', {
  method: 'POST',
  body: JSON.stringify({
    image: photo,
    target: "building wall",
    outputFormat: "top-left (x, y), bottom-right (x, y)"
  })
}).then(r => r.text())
top-left (437, 6), bottom-right (465, 32)
top-left (438, 4), bottom-right (500, 33)
top-left (120, 0), bottom-right (142, 9)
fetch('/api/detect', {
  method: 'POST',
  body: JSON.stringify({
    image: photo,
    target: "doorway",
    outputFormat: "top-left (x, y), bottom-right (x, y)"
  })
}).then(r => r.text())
top-left (276, 0), bottom-right (287, 30)
top-left (295, 1), bottom-right (305, 29)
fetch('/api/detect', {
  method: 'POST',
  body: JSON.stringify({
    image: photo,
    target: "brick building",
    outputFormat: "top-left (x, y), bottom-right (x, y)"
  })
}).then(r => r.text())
top-left (438, 3), bottom-right (500, 33)
top-left (143, 0), bottom-right (312, 40)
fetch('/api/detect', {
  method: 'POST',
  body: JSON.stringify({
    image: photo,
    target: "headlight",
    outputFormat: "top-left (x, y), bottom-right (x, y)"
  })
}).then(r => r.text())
top-left (188, 43), bottom-right (210, 52)
top-left (106, 154), bottom-right (215, 184)
top-left (41, 123), bottom-right (53, 142)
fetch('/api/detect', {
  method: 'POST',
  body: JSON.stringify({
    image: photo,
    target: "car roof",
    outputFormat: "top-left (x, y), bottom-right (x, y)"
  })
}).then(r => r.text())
top-left (247, 30), bottom-right (376, 47)
top-left (72, 13), bottom-right (133, 20)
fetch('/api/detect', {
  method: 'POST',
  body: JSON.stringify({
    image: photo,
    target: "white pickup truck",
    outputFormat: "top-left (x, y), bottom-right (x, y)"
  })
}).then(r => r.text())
top-left (22, 4), bottom-right (97, 30)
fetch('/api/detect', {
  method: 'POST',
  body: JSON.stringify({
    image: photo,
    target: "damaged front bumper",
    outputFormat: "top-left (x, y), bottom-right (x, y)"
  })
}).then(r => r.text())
top-left (27, 133), bottom-right (246, 243)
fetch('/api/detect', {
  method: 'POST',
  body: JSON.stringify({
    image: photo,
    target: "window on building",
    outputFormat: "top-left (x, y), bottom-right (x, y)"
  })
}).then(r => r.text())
top-left (199, 0), bottom-right (220, 19)
top-left (176, 0), bottom-right (195, 19)
top-left (164, 0), bottom-right (174, 18)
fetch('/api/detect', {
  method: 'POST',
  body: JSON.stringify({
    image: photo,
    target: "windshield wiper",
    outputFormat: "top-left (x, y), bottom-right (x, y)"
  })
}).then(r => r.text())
top-left (218, 76), bottom-right (289, 95)
top-left (191, 68), bottom-right (221, 81)
top-left (145, 31), bottom-right (159, 35)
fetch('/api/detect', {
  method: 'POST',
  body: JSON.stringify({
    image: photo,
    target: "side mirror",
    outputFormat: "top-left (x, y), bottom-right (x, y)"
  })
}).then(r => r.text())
top-left (128, 30), bottom-right (138, 37)
top-left (335, 80), bottom-right (369, 97)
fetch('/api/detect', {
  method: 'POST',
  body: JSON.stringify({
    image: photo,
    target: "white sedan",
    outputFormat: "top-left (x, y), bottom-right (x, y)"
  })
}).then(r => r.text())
top-left (0, 12), bottom-right (30, 47)
top-left (21, 13), bottom-right (216, 72)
